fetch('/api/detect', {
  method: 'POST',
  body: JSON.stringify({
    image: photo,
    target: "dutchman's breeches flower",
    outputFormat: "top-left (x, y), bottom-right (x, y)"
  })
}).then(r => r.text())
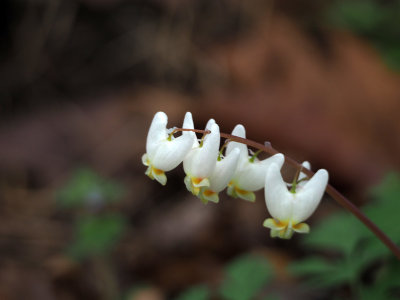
top-left (226, 124), bottom-right (284, 202)
top-left (263, 163), bottom-right (329, 239)
top-left (142, 111), bottom-right (193, 185)
top-left (198, 147), bottom-right (240, 204)
top-left (183, 118), bottom-right (221, 197)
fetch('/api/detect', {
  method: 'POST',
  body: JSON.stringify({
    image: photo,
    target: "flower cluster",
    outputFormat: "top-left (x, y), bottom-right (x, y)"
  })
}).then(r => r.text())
top-left (142, 112), bottom-right (329, 239)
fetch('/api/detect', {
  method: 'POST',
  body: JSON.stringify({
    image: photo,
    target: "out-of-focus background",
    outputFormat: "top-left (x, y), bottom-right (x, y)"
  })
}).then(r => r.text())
top-left (1, 0), bottom-right (400, 299)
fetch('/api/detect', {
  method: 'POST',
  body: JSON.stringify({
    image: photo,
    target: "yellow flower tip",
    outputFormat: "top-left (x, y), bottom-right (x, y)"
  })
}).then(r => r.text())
top-left (293, 222), bottom-right (310, 234)
top-left (263, 218), bottom-right (310, 239)
top-left (145, 165), bottom-right (167, 185)
top-left (192, 177), bottom-right (210, 188)
top-left (184, 176), bottom-right (210, 196)
top-left (227, 184), bottom-right (237, 198)
top-left (263, 218), bottom-right (287, 230)
top-left (227, 183), bottom-right (255, 202)
top-left (273, 228), bottom-right (294, 239)
top-left (192, 186), bottom-right (201, 196)
top-left (141, 153), bottom-right (150, 166)
top-left (200, 189), bottom-right (219, 204)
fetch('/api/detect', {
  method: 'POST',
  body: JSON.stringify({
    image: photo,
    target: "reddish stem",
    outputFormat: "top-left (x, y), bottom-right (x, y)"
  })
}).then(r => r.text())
top-left (176, 128), bottom-right (400, 259)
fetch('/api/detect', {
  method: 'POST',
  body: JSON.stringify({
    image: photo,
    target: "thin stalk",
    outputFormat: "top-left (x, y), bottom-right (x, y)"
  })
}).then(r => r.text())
top-left (176, 128), bottom-right (400, 259)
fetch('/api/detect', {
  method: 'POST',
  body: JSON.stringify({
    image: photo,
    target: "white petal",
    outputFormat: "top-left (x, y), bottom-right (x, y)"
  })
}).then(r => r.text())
top-left (209, 148), bottom-right (240, 192)
top-left (233, 153), bottom-right (284, 191)
top-left (226, 124), bottom-right (248, 160)
top-left (183, 123), bottom-right (220, 178)
top-left (264, 163), bottom-right (293, 221)
top-left (146, 112), bottom-right (168, 155)
top-left (292, 169), bottom-right (329, 223)
top-left (205, 119), bottom-right (216, 130)
top-left (182, 112), bottom-right (198, 147)
top-left (141, 153), bottom-right (149, 166)
top-left (151, 134), bottom-right (194, 171)
top-left (298, 161), bottom-right (311, 182)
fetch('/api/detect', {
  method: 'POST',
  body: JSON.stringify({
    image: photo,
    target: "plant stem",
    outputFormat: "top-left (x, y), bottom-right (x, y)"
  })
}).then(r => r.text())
top-left (176, 128), bottom-right (400, 259)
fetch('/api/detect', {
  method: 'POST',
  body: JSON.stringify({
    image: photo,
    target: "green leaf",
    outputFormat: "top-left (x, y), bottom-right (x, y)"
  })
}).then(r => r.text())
top-left (326, 0), bottom-right (385, 33)
top-left (57, 168), bottom-right (124, 209)
top-left (290, 173), bottom-right (400, 292)
top-left (326, 0), bottom-right (400, 71)
top-left (219, 254), bottom-right (273, 300)
top-left (303, 212), bottom-right (366, 257)
top-left (289, 257), bottom-right (359, 289)
top-left (175, 285), bottom-right (211, 300)
top-left (68, 214), bottom-right (127, 260)
top-left (289, 257), bottom-right (336, 276)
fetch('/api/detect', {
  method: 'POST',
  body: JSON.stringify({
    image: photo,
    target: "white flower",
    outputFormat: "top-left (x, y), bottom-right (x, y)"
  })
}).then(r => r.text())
top-left (225, 124), bottom-right (284, 202)
top-left (198, 147), bottom-right (240, 204)
top-left (142, 112), bottom-right (194, 185)
top-left (183, 118), bottom-right (220, 196)
top-left (263, 162), bottom-right (329, 239)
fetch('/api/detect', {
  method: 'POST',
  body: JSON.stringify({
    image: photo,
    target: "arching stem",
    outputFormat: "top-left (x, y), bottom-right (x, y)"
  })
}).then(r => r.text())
top-left (176, 128), bottom-right (400, 259)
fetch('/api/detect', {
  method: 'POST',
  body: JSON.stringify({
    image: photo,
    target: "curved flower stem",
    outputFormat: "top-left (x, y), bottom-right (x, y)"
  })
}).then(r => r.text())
top-left (176, 128), bottom-right (400, 259)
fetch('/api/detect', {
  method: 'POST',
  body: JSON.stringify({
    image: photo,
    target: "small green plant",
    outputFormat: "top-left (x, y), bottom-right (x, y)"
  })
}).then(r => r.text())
top-left (289, 173), bottom-right (400, 298)
top-left (57, 167), bottom-right (127, 260)
top-left (174, 254), bottom-right (274, 300)
top-left (219, 254), bottom-right (274, 300)
top-left (57, 167), bottom-right (124, 209)
top-left (175, 285), bottom-right (211, 300)
top-left (67, 214), bottom-right (126, 260)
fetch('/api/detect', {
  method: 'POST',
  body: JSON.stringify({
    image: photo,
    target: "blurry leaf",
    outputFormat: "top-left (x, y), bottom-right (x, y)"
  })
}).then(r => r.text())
top-left (359, 259), bottom-right (400, 300)
top-left (290, 173), bottom-right (400, 293)
top-left (327, 0), bottom-right (385, 32)
top-left (68, 214), bottom-right (126, 260)
top-left (289, 257), bottom-right (336, 275)
top-left (219, 254), bottom-right (273, 300)
top-left (175, 285), bottom-right (211, 300)
top-left (303, 212), bottom-right (366, 257)
top-left (326, 0), bottom-right (400, 71)
top-left (365, 173), bottom-right (400, 244)
top-left (369, 172), bottom-right (400, 205)
top-left (57, 168), bottom-right (124, 209)
top-left (289, 257), bottom-right (358, 288)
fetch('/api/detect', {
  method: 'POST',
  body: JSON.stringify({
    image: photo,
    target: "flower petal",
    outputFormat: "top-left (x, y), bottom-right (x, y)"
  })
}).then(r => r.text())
top-left (227, 184), bottom-right (256, 202)
top-left (226, 124), bottom-right (248, 160)
top-left (208, 148), bottom-right (240, 193)
top-left (292, 169), bottom-right (328, 223)
top-left (152, 168), bottom-right (167, 186)
top-left (183, 123), bottom-right (220, 178)
top-left (297, 161), bottom-right (311, 187)
top-left (205, 118), bottom-right (216, 130)
top-left (292, 222), bottom-right (310, 234)
top-left (184, 176), bottom-right (210, 196)
top-left (263, 218), bottom-right (287, 230)
top-left (142, 153), bottom-right (149, 166)
top-left (146, 112), bottom-right (168, 156)
top-left (151, 134), bottom-right (194, 171)
top-left (199, 188), bottom-right (219, 204)
top-left (182, 112), bottom-right (198, 147)
top-left (232, 153), bottom-right (284, 192)
top-left (145, 165), bottom-right (167, 185)
top-left (264, 163), bottom-right (293, 221)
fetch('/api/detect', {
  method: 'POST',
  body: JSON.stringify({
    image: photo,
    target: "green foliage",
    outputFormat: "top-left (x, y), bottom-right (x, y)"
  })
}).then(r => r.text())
top-left (289, 173), bottom-right (400, 297)
top-left (175, 285), bottom-right (211, 300)
top-left (67, 214), bottom-right (127, 260)
top-left (175, 254), bottom-right (274, 300)
top-left (219, 254), bottom-right (274, 300)
top-left (57, 168), bottom-right (125, 209)
top-left (326, 0), bottom-right (400, 70)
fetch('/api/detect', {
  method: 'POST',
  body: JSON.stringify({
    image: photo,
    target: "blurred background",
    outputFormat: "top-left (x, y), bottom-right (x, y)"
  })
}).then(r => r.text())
top-left (1, 0), bottom-right (400, 299)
